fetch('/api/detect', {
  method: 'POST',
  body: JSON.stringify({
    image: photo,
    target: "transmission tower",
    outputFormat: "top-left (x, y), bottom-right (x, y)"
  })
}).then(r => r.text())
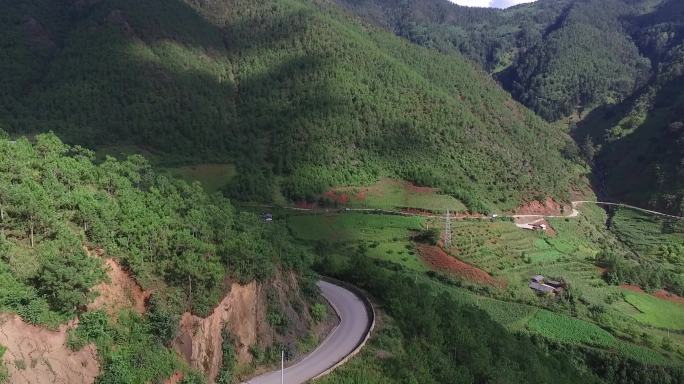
top-left (444, 209), bottom-right (452, 249)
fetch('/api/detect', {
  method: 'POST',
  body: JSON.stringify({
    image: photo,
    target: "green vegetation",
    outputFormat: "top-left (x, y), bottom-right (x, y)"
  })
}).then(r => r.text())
top-left (316, 247), bottom-right (600, 384)
top-left (217, 330), bottom-right (237, 384)
top-left (284, 202), bottom-right (683, 382)
top-left (337, 0), bottom-right (684, 215)
top-left (288, 213), bottom-right (423, 243)
top-left (0, 345), bottom-right (7, 384)
top-left (0, 0), bottom-right (582, 212)
top-left (526, 309), bottom-right (616, 347)
top-left (335, 0), bottom-right (653, 121)
top-left (288, 212), bottom-right (427, 271)
top-left (163, 163), bottom-right (236, 193)
top-left (599, 208), bottom-right (683, 295)
top-left (0, 134), bottom-right (317, 382)
top-left (623, 291), bottom-right (684, 330)
top-left (574, 1), bottom-right (684, 215)
top-left (68, 310), bottom-right (183, 384)
top-left (310, 303), bottom-right (327, 324)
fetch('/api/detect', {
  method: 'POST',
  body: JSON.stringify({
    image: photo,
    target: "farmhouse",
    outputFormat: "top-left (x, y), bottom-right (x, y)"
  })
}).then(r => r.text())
top-left (529, 275), bottom-right (563, 295)
top-left (519, 223), bottom-right (547, 231)
top-left (529, 282), bottom-right (557, 294)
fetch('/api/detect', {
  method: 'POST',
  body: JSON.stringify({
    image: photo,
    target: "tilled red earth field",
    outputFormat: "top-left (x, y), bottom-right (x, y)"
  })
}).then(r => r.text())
top-left (622, 284), bottom-right (684, 306)
top-left (416, 244), bottom-right (505, 288)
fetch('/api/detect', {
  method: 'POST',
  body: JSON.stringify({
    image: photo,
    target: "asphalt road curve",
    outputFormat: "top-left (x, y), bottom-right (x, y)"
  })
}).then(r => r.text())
top-left (243, 280), bottom-right (370, 384)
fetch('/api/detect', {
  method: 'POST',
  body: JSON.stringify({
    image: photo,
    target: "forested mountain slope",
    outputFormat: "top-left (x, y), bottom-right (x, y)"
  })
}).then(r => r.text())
top-left (0, 132), bottom-right (322, 382)
top-left (576, 0), bottom-right (684, 215)
top-left (0, 132), bottom-right (602, 384)
top-left (0, 0), bottom-right (582, 212)
top-left (334, 0), bottom-right (684, 214)
top-left (334, 0), bottom-right (655, 121)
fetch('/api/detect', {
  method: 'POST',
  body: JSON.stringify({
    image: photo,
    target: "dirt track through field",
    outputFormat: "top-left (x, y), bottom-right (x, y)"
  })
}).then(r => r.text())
top-left (247, 200), bottom-right (682, 221)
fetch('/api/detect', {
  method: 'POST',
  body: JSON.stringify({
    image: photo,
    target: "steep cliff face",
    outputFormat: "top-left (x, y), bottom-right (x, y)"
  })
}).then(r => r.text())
top-left (175, 282), bottom-right (259, 382)
top-left (173, 271), bottom-right (331, 383)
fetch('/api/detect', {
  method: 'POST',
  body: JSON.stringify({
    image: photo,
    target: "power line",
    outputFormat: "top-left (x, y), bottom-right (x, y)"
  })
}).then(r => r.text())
top-left (444, 209), bottom-right (452, 249)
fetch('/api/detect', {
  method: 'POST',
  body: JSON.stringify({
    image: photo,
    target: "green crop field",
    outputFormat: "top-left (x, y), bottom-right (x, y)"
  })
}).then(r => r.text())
top-left (287, 213), bottom-right (424, 242)
top-left (329, 178), bottom-right (467, 212)
top-left (623, 291), bottom-right (684, 330)
top-left (288, 213), bottom-right (427, 271)
top-left (610, 208), bottom-right (684, 266)
top-left (526, 310), bottom-right (616, 347)
top-left (288, 203), bottom-right (681, 368)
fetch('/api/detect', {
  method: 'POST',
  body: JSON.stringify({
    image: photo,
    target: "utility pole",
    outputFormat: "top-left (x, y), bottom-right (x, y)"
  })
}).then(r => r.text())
top-left (281, 349), bottom-right (284, 384)
top-left (444, 209), bottom-right (452, 249)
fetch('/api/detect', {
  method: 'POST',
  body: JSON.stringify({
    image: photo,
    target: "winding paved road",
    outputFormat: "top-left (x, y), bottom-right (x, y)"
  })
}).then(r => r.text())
top-left (243, 280), bottom-right (371, 384)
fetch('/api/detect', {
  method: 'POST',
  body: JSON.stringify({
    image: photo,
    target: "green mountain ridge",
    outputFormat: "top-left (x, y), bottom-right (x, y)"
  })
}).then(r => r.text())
top-left (332, 0), bottom-right (684, 214)
top-left (0, 0), bottom-right (582, 212)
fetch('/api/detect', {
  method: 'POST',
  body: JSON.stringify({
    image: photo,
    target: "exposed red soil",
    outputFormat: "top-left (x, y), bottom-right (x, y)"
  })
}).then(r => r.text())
top-left (403, 181), bottom-right (439, 195)
top-left (516, 197), bottom-right (569, 216)
top-left (653, 290), bottom-right (684, 306)
top-left (174, 282), bottom-right (259, 383)
top-left (621, 284), bottom-right (643, 293)
top-left (620, 285), bottom-right (684, 306)
top-left (0, 314), bottom-right (99, 384)
top-left (401, 207), bottom-right (437, 216)
top-left (88, 258), bottom-right (150, 315)
top-left (164, 371), bottom-right (184, 384)
top-left (416, 244), bottom-right (505, 288)
top-left (322, 191), bottom-right (350, 204)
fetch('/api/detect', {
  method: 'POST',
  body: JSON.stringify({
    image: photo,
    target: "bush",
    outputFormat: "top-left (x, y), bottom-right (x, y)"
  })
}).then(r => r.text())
top-left (310, 303), bottom-right (327, 323)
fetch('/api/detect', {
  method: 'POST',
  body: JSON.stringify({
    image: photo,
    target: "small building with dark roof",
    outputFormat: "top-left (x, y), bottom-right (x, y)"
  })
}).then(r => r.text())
top-left (529, 282), bottom-right (558, 295)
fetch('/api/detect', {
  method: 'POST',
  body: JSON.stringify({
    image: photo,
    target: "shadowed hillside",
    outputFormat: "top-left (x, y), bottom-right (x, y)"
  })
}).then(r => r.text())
top-left (333, 0), bottom-right (684, 215)
top-left (0, 0), bottom-right (582, 212)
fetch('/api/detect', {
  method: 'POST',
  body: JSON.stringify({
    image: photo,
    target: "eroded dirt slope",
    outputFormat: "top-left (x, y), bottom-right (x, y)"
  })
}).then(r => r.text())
top-left (88, 258), bottom-right (150, 315)
top-left (174, 282), bottom-right (259, 382)
top-left (0, 315), bottom-right (99, 384)
top-left (173, 271), bottom-right (331, 383)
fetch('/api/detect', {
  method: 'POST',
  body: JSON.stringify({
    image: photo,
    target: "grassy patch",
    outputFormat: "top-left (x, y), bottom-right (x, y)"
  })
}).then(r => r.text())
top-left (288, 213), bottom-right (426, 271)
top-left (287, 213), bottom-right (423, 243)
top-left (526, 310), bottom-right (616, 347)
top-left (330, 178), bottom-right (467, 212)
top-left (162, 163), bottom-right (236, 192)
top-left (623, 291), bottom-right (684, 330)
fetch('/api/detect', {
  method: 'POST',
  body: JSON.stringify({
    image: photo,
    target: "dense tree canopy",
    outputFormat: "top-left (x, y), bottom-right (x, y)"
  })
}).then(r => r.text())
top-left (0, 133), bottom-right (312, 322)
top-left (0, 0), bottom-right (582, 212)
top-left (336, 0), bottom-right (684, 215)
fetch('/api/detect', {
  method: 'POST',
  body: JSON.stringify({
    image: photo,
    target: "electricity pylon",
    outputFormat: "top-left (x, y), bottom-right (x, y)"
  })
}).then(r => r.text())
top-left (444, 209), bottom-right (452, 248)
